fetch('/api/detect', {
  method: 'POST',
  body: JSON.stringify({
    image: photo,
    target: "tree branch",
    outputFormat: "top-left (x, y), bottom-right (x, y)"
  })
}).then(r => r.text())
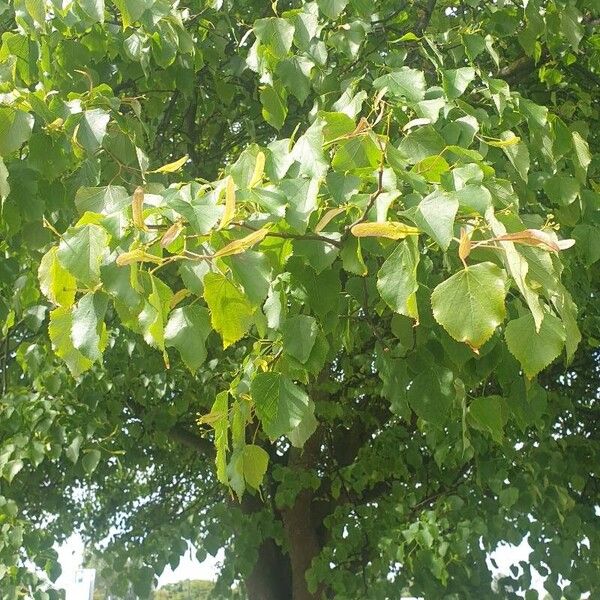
top-left (168, 424), bottom-right (215, 458)
top-left (153, 90), bottom-right (181, 155)
top-left (415, 0), bottom-right (438, 35)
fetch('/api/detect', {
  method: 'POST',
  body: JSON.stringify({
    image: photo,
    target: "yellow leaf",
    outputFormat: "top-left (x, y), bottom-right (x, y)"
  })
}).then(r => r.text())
top-left (485, 135), bottom-right (520, 148)
top-left (248, 151), bottom-right (265, 188)
top-left (494, 229), bottom-right (563, 252)
top-left (132, 186), bottom-right (147, 231)
top-left (351, 221), bottom-right (420, 240)
top-left (315, 207), bottom-right (346, 233)
top-left (169, 289), bottom-right (191, 309)
top-left (459, 227), bottom-right (471, 265)
top-left (557, 238), bottom-right (575, 250)
top-left (213, 228), bottom-right (269, 258)
top-left (161, 222), bottom-right (183, 248)
top-left (116, 248), bottom-right (162, 266)
top-left (150, 154), bottom-right (189, 173)
top-left (219, 176), bottom-right (236, 230)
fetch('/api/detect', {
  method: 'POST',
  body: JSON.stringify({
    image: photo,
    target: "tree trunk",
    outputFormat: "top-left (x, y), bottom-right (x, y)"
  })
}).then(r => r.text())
top-left (245, 536), bottom-right (293, 600)
top-left (281, 488), bottom-right (324, 600)
top-left (280, 431), bottom-right (325, 600)
top-left (243, 429), bottom-right (326, 600)
top-left (240, 494), bottom-right (293, 600)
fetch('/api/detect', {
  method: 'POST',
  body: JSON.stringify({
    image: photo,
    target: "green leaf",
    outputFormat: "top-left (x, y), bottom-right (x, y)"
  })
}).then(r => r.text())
top-left (253, 17), bottom-right (295, 58)
top-left (66, 436), bottom-right (82, 464)
top-left (24, 0), bottom-right (46, 24)
top-left (139, 275), bottom-right (172, 351)
top-left (4, 459), bottom-right (23, 483)
top-left (165, 306), bottom-right (211, 372)
top-left (500, 131), bottom-right (529, 181)
top-left (340, 235), bottom-right (368, 275)
top-left (241, 444), bottom-right (269, 490)
top-left (208, 391), bottom-right (229, 485)
top-left (260, 85), bottom-right (287, 130)
top-left (317, 0), bottom-right (348, 19)
top-left (377, 237), bottom-right (420, 320)
top-left (0, 107), bottom-right (34, 155)
top-left (469, 396), bottom-right (505, 443)
top-left (291, 118), bottom-right (328, 179)
top-left (57, 224), bottom-right (110, 286)
top-left (412, 155), bottom-right (450, 183)
top-left (397, 126), bottom-right (446, 164)
top-left (82, 449), bottom-right (101, 474)
top-left (38, 247), bottom-right (77, 307)
top-left (230, 144), bottom-right (264, 189)
top-left (228, 251), bottom-right (272, 304)
top-left (406, 191), bottom-right (458, 251)
top-left (321, 111), bottom-right (355, 144)
top-left (505, 312), bottom-right (565, 378)
top-left (78, 0), bottom-right (105, 23)
top-left (48, 307), bottom-right (93, 377)
top-left (572, 224), bottom-right (600, 266)
top-left (485, 208), bottom-right (544, 331)
top-left (407, 369), bottom-right (454, 426)
top-left (499, 486), bottom-right (518, 509)
top-left (452, 185), bottom-right (492, 215)
top-left (277, 57), bottom-right (313, 104)
top-left (332, 135), bottom-right (383, 173)
top-left (280, 177), bottom-right (320, 233)
top-left (251, 372), bottom-right (317, 447)
top-left (113, 0), bottom-right (152, 27)
top-left (373, 67), bottom-right (426, 103)
top-left (0, 157), bottom-right (9, 199)
top-left (76, 109), bottom-right (110, 154)
top-left (571, 131), bottom-right (591, 171)
top-left (543, 174), bottom-right (580, 206)
top-left (289, 260), bottom-right (341, 323)
top-left (166, 194), bottom-right (224, 235)
top-left (442, 67), bottom-right (475, 99)
top-left (74, 186), bottom-right (129, 215)
top-left (203, 273), bottom-right (255, 348)
top-left (431, 262), bottom-right (507, 349)
top-left (282, 315), bottom-right (319, 364)
top-left (71, 292), bottom-right (109, 362)
top-left (179, 261), bottom-right (211, 296)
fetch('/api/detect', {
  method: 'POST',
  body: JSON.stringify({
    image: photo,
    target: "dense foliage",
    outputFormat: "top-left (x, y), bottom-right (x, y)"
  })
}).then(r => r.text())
top-left (153, 580), bottom-right (214, 600)
top-left (0, 0), bottom-right (598, 598)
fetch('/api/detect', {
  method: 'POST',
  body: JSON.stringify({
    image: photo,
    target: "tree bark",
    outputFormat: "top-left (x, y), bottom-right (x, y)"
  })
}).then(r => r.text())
top-left (280, 432), bottom-right (325, 600)
top-left (241, 494), bottom-right (293, 600)
top-left (281, 488), bottom-right (323, 600)
top-left (245, 536), bottom-right (293, 600)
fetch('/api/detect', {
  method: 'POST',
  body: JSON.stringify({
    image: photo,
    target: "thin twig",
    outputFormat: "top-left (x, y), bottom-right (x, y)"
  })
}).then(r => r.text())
top-left (237, 222), bottom-right (342, 248)
top-left (344, 162), bottom-right (385, 238)
top-left (415, 0), bottom-right (438, 35)
top-left (153, 90), bottom-right (181, 154)
top-left (1, 329), bottom-right (8, 395)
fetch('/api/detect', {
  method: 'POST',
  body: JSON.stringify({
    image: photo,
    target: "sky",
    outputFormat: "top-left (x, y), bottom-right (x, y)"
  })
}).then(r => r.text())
top-left (55, 535), bottom-right (223, 597)
top-left (55, 534), bottom-right (547, 597)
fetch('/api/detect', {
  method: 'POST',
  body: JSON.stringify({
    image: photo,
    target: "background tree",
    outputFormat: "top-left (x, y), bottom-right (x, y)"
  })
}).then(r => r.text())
top-left (0, 1), bottom-right (598, 599)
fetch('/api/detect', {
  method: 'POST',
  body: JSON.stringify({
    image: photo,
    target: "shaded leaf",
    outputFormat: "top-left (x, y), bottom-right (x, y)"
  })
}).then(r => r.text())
top-left (203, 273), bottom-right (255, 348)
top-left (376, 237), bottom-right (420, 320)
top-left (165, 305), bottom-right (211, 372)
top-left (505, 312), bottom-right (565, 378)
top-left (431, 262), bottom-right (507, 349)
top-left (251, 372), bottom-right (317, 447)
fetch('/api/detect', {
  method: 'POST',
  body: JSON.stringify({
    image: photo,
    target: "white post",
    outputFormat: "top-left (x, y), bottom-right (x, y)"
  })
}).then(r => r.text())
top-left (66, 568), bottom-right (95, 600)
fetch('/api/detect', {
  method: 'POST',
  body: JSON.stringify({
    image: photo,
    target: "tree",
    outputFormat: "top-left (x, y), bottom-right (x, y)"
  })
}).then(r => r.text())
top-left (0, 0), bottom-right (598, 598)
